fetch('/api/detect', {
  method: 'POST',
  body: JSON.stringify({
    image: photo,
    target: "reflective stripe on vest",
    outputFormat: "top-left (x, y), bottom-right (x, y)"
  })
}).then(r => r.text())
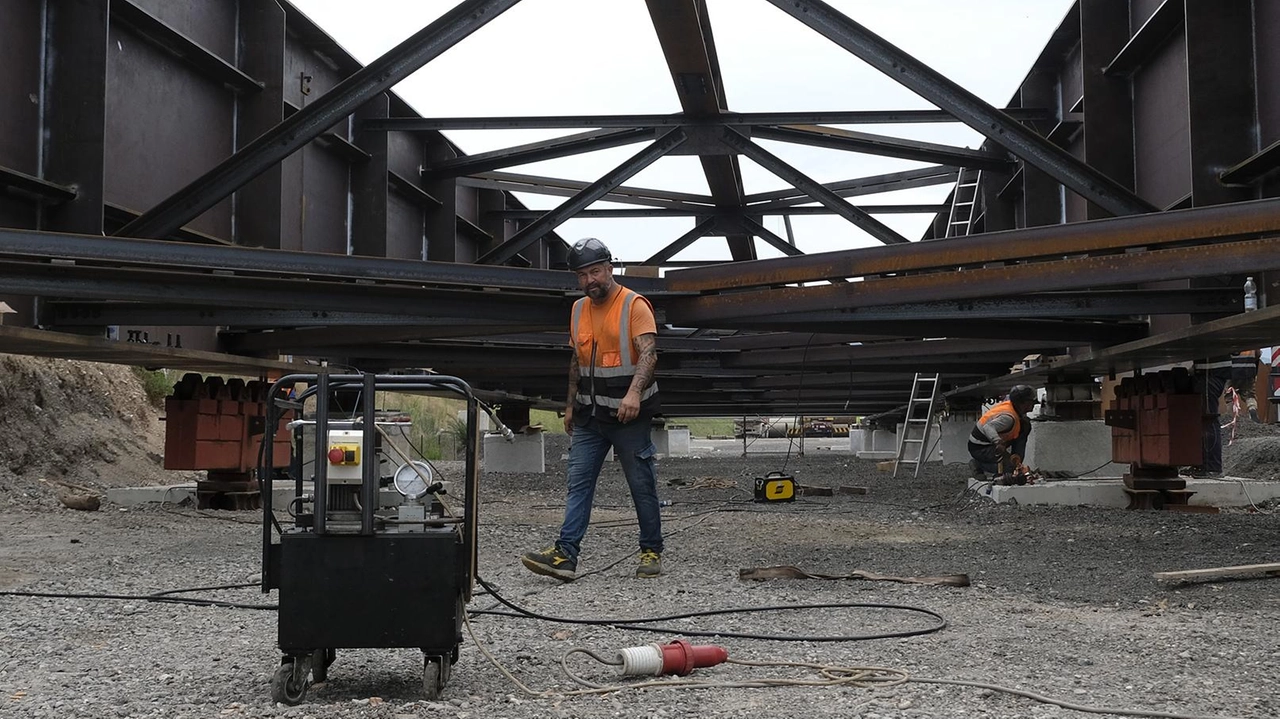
top-left (970, 400), bottom-right (1021, 445)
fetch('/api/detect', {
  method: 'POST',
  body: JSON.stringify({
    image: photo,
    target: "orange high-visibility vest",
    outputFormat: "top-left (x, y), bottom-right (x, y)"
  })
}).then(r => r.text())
top-left (571, 286), bottom-right (659, 420)
top-left (973, 400), bottom-right (1021, 444)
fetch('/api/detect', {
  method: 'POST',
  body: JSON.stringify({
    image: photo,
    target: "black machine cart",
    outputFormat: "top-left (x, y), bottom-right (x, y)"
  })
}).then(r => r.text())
top-left (259, 372), bottom-right (481, 705)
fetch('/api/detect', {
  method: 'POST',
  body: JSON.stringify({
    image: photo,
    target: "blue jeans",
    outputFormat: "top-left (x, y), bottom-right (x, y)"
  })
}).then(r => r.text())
top-left (556, 414), bottom-right (662, 560)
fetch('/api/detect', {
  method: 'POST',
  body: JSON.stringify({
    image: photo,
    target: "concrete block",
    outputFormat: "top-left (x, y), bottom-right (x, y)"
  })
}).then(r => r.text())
top-left (460, 409), bottom-right (490, 433)
top-left (653, 428), bottom-right (691, 457)
top-left (968, 477), bottom-right (1280, 509)
top-left (483, 432), bottom-right (545, 474)
top-left (871, 429), bottom-right (897, 452)
top-left (1023, 419), bottom-right (1126, 477)
top-left (894, 422), bottom-right (941, 462)
top-left (848, 428), bottom-right (872, 453)
top-left (855, 449), bottom-right (898, 460)
top-left (939, 414), bottom-right (977, 465)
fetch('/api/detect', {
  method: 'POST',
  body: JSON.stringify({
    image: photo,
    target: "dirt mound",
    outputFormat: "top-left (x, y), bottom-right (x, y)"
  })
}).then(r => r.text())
top-left (0, 354), bottom-right (191, 509)
top-left (1222, 410), bottom-right (1280, 479)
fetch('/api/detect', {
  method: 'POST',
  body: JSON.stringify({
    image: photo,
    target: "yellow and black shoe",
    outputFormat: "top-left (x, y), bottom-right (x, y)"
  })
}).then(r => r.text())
top-left (521, 546), bottom-right (577, 581)
top-left (636, 549), bottom-right (662, 578)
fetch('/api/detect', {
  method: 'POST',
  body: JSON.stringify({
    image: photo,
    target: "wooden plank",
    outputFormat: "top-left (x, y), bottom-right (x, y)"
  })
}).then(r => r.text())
top-left (1153, 562), bottom-right (1280, 581)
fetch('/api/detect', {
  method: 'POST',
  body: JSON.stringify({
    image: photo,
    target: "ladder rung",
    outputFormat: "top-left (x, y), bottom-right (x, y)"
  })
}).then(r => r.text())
top-left (903, 438), bottom-right (924, 443)
top-left (954, 201), bottom-right (974, 206)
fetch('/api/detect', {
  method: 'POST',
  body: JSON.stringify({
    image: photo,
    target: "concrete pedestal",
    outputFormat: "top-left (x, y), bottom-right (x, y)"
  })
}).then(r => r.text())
top-left (849, 428), bottom-right (872, 453)
top-left (855, 428), bottom-right (900, 460)
top-left (893, 422), bottom-right (941, 463)
top-left (654, 428), bottom-right (691, 457)
top-left (483, 432), bottom-right (545, 474)
top-left (939, 414), bottom-right (978, 465)
top-left (1023, 419), bottom-right (1125, 477)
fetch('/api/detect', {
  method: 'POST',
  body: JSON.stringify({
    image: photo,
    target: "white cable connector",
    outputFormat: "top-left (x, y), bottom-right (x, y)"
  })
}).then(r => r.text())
top-left (616, 644), bottom-right (664, 676)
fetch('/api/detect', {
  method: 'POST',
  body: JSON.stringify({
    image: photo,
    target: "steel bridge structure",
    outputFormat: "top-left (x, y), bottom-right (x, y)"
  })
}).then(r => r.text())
top-left (3, 0), bottom-right (1280, 419)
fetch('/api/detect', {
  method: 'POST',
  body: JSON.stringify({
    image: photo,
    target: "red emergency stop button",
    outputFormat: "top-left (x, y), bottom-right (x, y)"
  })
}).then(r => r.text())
top-left (328, 448), bottom-right (345, 464)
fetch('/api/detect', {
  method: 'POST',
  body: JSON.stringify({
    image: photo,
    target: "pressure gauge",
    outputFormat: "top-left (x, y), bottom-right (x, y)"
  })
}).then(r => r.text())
top-left (393, 460), bottom-right (435, 500)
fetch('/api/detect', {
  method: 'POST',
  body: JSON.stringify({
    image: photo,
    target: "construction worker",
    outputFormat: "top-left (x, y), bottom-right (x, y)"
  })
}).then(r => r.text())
top-left (522, 238), bottom-right (663, 581)
top-left (968, 385), bottom-right (1036, 484)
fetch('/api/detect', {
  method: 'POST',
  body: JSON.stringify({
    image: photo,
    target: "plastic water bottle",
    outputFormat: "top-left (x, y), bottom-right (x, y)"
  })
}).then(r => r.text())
top-left (1244, 276), bottom-right (1258, 312)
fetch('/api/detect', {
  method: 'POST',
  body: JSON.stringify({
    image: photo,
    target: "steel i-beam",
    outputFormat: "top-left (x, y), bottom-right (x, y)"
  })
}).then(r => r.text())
top-left (476, 128), bottom-right (688, 265)
top-left (116, 0), bottom-right (521, 239)
top-left (722, 129), bottom-right (908, 244)
top-left (765, 0), bottom-right (1156, 216)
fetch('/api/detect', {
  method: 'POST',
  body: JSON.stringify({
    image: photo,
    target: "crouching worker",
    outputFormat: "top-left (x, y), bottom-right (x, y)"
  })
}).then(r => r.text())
top-left (521, 238), bottom-right (664, 582)
top-left (968, 385), bottom-right (1037, 485)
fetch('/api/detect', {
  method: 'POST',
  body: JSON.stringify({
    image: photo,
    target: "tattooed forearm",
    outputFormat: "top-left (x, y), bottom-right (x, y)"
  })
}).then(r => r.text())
top-left (567, 351), bottom-right (580, 406)
top-left (628, 333), bottom-right (657, 393)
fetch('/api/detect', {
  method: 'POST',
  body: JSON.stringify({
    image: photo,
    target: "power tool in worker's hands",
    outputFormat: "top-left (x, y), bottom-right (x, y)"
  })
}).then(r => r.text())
top-left (995, 452), bottom-right (1033, 486)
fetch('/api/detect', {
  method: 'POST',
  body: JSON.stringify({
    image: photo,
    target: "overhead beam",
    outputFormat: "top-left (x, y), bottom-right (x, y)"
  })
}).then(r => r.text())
top-left (668, 237), bottom-right (1280, 324)
top-left (116, 0), bottom-right (521, 239)
top-left (724, 289), bottom-right (1240, 321)
top-left (459, 171), bottom-right (715, 210)
top-left (739, 216), bottom-right (804, 256)
top-left (43, 304), bottom-right (535, 328)
top-left (362, 108), bottom-right (1054, 132)
top-left (476, 129), bottom-right (688, 265)
top-left (666, 196), bottom-right (1280, 291)
top-left (765, 0), bottom-right (1158, 216)
top-left (647, 0), bottom-right (754, 261)
top-left (420, 128), bottom-right (655, 179)
top-left (0, 228), bottom-right (585, 292)
top-left (723, 129), bottom-right (909, 244)
top-left (493, 205), bottom-right (946, 219)
top-left (752, 125), bottom-right (1012, 170)
top-left (744, 166), bottom-right (959, 210)
top-left (0, 264), bottom-right (567, 324)
top-left (718, 317), bottom-right (1147, 344)
top-left (642, 216), bottom-right (720, 265)
top-left (220, 324), bottom-right (553, 353)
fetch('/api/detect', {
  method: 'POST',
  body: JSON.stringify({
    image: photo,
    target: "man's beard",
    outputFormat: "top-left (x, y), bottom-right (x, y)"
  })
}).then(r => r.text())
top-left (585, 281), bottom-right (610, 299)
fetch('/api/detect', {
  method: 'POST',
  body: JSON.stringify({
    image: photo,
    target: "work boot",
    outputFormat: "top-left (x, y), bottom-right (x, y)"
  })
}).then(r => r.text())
top-left (636, 549), bottom-right (662, 578)
top-left (521, 546), bottom-right (576, 581)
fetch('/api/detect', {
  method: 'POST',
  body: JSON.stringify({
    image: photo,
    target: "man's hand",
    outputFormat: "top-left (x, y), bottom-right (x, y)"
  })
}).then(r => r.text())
top-left (616, 390), bottom-right (641, 423)
top-left (563, 405), bottom-right (574, 435)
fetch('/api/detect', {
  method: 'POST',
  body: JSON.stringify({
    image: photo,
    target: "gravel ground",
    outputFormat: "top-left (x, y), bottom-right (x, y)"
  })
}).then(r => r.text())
top-left (2, 438), bottom-right (1279, 719)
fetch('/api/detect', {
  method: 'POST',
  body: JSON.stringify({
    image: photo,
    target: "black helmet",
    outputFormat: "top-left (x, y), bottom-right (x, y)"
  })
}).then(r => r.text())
top-left (1008, 385), bottom-right (1036, 406)
top-left (567, 237), bottom-right (612, 271)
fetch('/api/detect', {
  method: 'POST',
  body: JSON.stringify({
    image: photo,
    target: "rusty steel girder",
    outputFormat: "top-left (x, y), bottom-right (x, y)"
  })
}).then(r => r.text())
top-left (668, 236), bottom-right (1280, 325)
top-left (665, 196), bottom-right (1280, 292)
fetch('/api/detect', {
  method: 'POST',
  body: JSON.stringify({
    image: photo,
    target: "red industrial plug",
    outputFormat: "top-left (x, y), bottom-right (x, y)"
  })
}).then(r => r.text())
top-left (617, 639), bottom-right (729, 677)
top-left (660, 639), bottom-right (729, 676)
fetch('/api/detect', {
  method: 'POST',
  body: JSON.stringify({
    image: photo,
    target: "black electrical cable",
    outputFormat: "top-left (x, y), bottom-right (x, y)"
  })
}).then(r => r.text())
top-left (470, 575), bottom-right (946, 643)
top-left (782, 332), bottom-right (818, 473)
top-left (0, 587), bottom-right (276, 611)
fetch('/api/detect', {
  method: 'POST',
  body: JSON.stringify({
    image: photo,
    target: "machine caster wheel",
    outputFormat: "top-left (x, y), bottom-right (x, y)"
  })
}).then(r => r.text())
top-left (422, 655), bottom-right (450, 700)
top-left (310, 649), bottom-right (336, 683)
top-left (271, 660), bottom-right (310, 705)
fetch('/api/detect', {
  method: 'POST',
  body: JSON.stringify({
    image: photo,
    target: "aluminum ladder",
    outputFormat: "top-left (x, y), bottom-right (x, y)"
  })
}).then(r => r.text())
top-left (893, 373), bottom-right (941, 478)
top-left (944, 168), bottom-right (982, 238)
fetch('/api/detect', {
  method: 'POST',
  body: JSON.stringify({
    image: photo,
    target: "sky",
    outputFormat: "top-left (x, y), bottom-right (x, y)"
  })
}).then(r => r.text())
top-left (288, 0), bottom-right (1075, 264)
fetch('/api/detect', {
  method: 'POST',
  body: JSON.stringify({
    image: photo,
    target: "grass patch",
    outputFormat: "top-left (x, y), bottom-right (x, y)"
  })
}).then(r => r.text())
top-left (131, 367), bottom-right (178, 407)
top-left (529, 409), bottom-right (735, 438)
